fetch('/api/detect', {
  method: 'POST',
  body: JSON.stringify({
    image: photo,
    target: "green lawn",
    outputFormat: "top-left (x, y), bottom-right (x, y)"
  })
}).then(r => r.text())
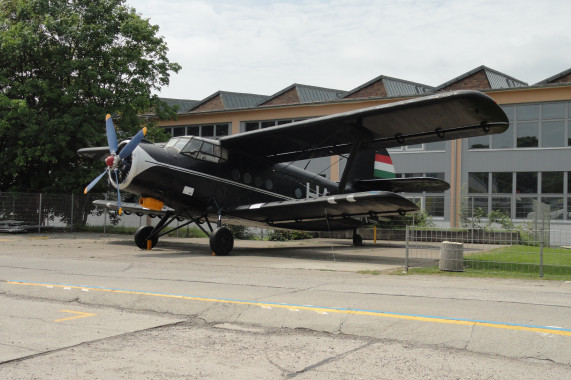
top-left (464, 245), bottom-right (571, 277)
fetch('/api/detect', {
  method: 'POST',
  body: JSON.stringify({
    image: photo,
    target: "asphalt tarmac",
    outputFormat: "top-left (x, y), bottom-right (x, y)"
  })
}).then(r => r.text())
top-left (0, 233), bottom-right (570, 379)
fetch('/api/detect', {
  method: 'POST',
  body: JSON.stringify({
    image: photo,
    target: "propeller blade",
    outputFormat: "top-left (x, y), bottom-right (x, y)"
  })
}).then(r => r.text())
top-left (119, 127), bottom-right (147, 159)
top-left (113, 169), bottom-right (123, 215)
top-left (84, 169), bottom-right (108, 194)
top-left (106, 114), bottom-right (118, 154)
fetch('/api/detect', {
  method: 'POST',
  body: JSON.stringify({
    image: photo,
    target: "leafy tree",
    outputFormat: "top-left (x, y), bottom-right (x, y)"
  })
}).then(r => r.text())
top-left (0, 0), bottom-right (181, 192)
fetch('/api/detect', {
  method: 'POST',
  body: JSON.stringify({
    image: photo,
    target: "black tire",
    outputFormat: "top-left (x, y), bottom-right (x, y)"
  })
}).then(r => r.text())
top-left (353, 233), bottom-right (363, 246)
top-left (134, 225), bottom-right (158, 250)
top-left (209, 226), bottom-right (234, 256)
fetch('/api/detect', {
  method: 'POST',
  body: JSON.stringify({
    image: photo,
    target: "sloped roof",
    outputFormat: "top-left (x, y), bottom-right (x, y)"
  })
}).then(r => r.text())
top-left (259, 84), bottom-right (347, 106)
top-left (159, 98), bottom-right (200, 114)
top-left (534, 67), bottom-right (571, 85)
top-left (435, 65), bottom-right (527, 91)
top-left (344, 75), bottom-right (434, 99)
top-left (189, 91), bottom-right (269, 112)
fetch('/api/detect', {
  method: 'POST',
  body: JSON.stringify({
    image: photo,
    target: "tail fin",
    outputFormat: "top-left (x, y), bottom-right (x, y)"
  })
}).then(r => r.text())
top-left (342, 148), bottom-right (395, 191)
top-left (373, 149), bottom-right (396, 179)
top-left (347, 148), bottom-right (450, 193)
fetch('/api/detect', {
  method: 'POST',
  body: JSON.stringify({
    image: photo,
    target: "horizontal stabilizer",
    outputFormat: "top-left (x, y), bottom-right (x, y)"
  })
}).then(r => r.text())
top-left (354, 177), bottom-right (450, 193)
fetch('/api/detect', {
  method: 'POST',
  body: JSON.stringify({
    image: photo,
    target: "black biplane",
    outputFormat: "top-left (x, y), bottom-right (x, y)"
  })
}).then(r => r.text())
top-left (79, 90), bottom-right (508, 255)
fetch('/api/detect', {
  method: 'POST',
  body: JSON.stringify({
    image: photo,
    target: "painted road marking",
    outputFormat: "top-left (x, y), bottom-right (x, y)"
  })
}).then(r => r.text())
top-left (6, 280), bottom-right (571, 337)
top-left (54, 310), bottom-right (97, 322)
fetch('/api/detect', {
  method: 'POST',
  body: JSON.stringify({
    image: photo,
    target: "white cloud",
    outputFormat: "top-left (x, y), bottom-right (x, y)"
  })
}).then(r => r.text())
top-left (131, 0), bottom-right (571, 99)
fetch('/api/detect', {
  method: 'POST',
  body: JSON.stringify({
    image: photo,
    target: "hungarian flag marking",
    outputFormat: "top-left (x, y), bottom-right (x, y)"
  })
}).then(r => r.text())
top-left (374, 154), bottom-right (396, 178)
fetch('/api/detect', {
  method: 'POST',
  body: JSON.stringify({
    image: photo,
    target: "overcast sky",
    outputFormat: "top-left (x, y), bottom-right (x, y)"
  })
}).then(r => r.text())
top-left (131, 0), bottom-right (571, 100)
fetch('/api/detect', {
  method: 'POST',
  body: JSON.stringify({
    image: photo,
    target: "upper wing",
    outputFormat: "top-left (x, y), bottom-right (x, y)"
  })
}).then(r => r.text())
top-left (226, 191), bottom-right (418, 231)
top-left (219, 90), bottom-right (508, 162)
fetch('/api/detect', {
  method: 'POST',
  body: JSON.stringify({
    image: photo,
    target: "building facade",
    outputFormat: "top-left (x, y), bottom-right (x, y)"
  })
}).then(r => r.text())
top-left (155, 66), bottom-right (571, 228)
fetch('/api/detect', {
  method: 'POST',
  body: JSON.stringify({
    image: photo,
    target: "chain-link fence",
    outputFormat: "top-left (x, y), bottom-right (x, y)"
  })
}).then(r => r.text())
top-left (0, 192), bottom-right (148, 233)
top-left (404, 226), bottom-right (571, 279)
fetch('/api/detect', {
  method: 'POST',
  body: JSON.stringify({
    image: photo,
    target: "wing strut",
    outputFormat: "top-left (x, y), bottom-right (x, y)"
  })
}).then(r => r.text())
top-left (338, 139), bottom-right (362, 193)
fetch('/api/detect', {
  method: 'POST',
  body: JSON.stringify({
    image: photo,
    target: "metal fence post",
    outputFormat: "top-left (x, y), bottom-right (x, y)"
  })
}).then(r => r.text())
top-left (539, 230), bottom-right (544, 278)
top-left (70, 193), bottom-right (74, 232)
top-left (38, 193), bottom-right (42, 233)
top-left (405, 225), bottom-right (410, 272)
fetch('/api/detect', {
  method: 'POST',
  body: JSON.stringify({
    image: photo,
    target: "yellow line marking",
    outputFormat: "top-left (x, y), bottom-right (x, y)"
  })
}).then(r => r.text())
top-left (0, 239), bottom-right (14, 242)
top-left (54, 309), bottom-right (97, 322)
top-left (28, 237), bottom-right (49, 240)
top-left (7, 281), bottom-right (570, 337)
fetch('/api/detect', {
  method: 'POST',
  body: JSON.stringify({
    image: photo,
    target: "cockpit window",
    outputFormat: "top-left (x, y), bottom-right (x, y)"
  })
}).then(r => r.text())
top-left (165, 138), bottom-right (179, 148)
top-left (184, 138), bottom-right (202, 153)
top-left (166, 136), bottom-right (228, 163)
top-left (174, 137), bottom-right (190, 151)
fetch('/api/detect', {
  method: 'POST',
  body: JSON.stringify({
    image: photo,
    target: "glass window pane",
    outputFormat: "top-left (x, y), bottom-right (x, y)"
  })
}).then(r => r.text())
top-left (469, 135), bottom-right (489, 149)
top-left (215, 124), bottom-right (229, 137)
top-left (174, 137), bottom-right (190, 151)
top-left (425, 196), bottom-right (444, 217)
top-left (541, 172), bottom-right (563, 193)
top-left (425, 141), bottom-right (446, 150)
top-left (492, 172), bottom-right (512, 193)
top-left (173, 127), bottom-right (185, 137)
top-left (186, 126), bottom-right (200, 136)
top-left (261, 121), bottom-right (275, 128)
top-left (501, 105), bottom-right (515, 122)
top-left (472, 197), bottom-right (489, 214)
top-left (542, 102), bottom-right (565, 119)
top-left (517, 122), bottom-right (539, 147)
top-left (516, 172), bottom-right (537, 194)
top-left (468, 172), bottom-right (488, 193)
top-left (201, 125), bottom-right (214, 137)
top-left (517, 104), bottom-right (539, 121)
top-left (492, 123), bottom-right (513, 149)
top-left (492, 196), bottom-right (511, 216)
top-left (541, 121), bottom-right (565, 147)
top-left (516, 197), bottom-right (535, 218)
top-left (245, 122), bottom-right (259, 132)
top-left (541, 197), bottom-right (564, 220)
top-left (405, 144), bottom-right (423, 150)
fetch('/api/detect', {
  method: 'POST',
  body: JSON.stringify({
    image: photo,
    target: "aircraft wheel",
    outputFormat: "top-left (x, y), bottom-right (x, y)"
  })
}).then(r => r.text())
top-left (134, 226), bottom-right (158, 250)
top-left (353, 233), bottom-right (363, 246)
top-left (210, 226), bottom-right (234, 256)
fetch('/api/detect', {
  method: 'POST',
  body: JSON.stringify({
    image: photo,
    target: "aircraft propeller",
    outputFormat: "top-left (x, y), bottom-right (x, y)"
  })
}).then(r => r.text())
top-left (83, 114), bottom-right (147, 215)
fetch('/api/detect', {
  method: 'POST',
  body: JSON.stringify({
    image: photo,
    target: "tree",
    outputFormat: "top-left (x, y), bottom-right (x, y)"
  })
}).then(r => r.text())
top-left (0, 0), bottom-right (181, 192)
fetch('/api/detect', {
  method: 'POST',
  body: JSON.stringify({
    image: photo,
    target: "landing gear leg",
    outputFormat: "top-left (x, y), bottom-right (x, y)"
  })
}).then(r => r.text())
top-left (352, 229), bottom-right (363, 246)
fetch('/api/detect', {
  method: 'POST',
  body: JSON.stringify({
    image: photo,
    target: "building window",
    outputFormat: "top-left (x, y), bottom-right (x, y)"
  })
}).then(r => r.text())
top-left (469, 101), bottom-right (570, 150)
top-left (516, 197), bottom-right (536, 219)
top-left (542, 121), bottom-right (565, 147)
top-left (541, 197), bottom-right (564, 220)
top-left (492, 124), bottom-right (514, 149)
top-left (517, 122), bottom-right (539, 147)
top-left (541, 172), bottom-right (564, 194)
top-left (516, 172), bottom-right (537, 194)
top-left (492, 172), bottom-right (512, 193)
top-left (469, 135), bottom-right (489, 149)
top-left (425, 196), bottom-right (444, 217)
top-left (492, 196), bottom-right (511, 215)
top-left (468, 172), bottom-right (488, 193)
top-left (241, 119), bottom-right (299, 132)
top-left (517, 104), bottom-right (540, 121)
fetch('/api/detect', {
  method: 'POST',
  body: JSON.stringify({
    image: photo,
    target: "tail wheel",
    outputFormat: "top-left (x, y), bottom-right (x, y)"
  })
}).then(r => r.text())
top-left (210, 226), bottom-right (234, 256)
top-left (134, 225), bottom-right (158, 250)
